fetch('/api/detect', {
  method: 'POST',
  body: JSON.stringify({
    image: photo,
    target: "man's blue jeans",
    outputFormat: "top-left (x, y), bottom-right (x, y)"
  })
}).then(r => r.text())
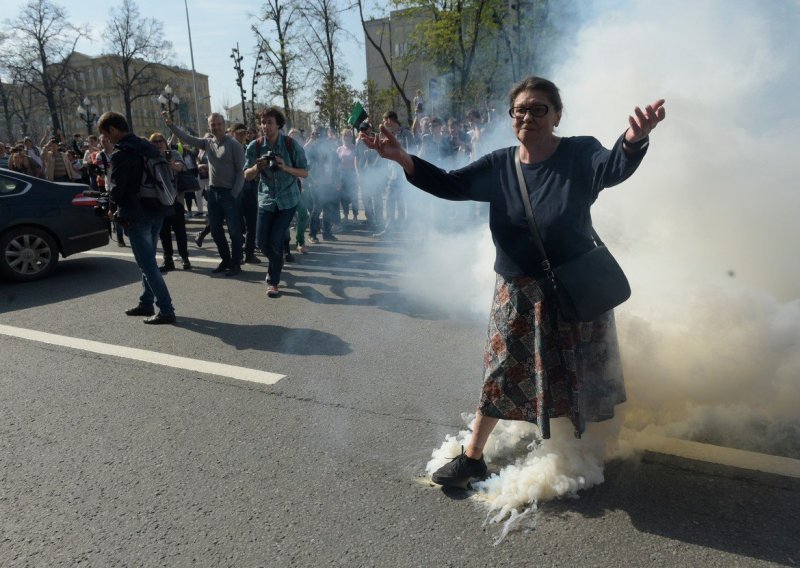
top-left (207, 187), bottom-right (243, 265)
top-left (256, 206), bottom-right (296, 286)
top-left (126, 217), bottom-right (174, 315)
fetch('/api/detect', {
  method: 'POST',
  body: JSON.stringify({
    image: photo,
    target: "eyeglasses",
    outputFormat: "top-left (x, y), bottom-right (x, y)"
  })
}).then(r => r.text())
top-left (508, 104), bottom-right (550, 119)
top-left (152, 138), bottom-right (166, 143)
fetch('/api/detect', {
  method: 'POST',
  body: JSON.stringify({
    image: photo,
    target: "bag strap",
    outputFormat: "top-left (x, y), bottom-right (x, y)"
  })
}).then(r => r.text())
top-left (513, 147), bottom-right (604, 275)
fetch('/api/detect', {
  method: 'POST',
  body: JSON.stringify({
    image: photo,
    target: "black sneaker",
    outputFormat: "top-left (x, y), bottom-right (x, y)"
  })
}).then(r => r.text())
top-left (182, 258), bottom-right (192, 270)
top-left (225, 264), bottom-right (241, 277)
top-left (431, 447), bottom-right (488, 489)
top-left (194, 232), bottom-right (204, 248)
top-left (159, 259), bottom-right (175, 273)
top-left (322, 234), bottom-right (338, 241)
top-left (284, 252), bottom-right (295, 263)
top-left (212, 261), bottom-right (230, 273)
top-left (125, 305), bottom-right (155, 317)
top-left (143, 313), bottom-right (176, 325)
top-left (244, 254), bottom-right (261, 264)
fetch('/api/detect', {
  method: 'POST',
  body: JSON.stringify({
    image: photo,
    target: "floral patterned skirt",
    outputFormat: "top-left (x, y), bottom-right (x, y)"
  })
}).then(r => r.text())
top-left (478, 274), bottom-right (626, 438)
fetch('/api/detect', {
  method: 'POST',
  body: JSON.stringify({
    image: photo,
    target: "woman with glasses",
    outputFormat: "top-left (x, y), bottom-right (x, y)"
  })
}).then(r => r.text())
top-left (149, 133), bottom-right (192, 271)
top-left (361, 76), bottom-right (666, 489)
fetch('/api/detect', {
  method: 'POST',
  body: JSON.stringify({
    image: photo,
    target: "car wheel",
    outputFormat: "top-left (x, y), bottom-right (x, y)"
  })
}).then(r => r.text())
top-left (0, 226), bottom-right (60, 282)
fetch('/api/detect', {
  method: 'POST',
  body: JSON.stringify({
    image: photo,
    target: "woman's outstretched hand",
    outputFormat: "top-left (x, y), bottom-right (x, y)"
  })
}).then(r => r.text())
top-left (626, 99), bottom-right (666, 143)
top-left (359, 124), bottom-right (415, 176)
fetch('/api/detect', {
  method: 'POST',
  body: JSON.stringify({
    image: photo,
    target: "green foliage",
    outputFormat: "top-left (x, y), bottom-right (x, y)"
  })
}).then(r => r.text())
top-left (314, 74), bottom-right (359, 130)
top-left (390, 0), bottom-right (560, 117)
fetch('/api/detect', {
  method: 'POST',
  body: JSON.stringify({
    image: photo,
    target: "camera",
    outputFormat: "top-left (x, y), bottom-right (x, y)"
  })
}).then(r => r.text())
top-left (85, 190), bottom-right (111, 217)
top-left (260, 150), bottom-right (280, 172)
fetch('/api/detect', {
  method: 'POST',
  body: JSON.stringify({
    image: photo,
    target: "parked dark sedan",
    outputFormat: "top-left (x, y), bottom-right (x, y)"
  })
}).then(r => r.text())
top-left (0, 168), bottom-right (109, 282)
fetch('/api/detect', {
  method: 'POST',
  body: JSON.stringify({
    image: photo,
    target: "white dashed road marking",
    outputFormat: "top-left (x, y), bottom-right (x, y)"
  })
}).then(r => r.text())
top-left (0, 324), bottom-right (285, 385)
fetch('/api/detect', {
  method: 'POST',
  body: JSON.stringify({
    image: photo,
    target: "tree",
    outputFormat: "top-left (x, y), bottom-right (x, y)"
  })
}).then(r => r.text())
top-left (0, 79), bottom-right (15, 141)
top-left (393, 0), bottom-right (502, 117)
top-left (313, 74), bottom-right (358, 130)
top-left (2, 0), bottom-right (86, 134)
top-left (357, 0), bottom-right (413, 123)
top-left (104, 0), bottom-right (173, 132)
top-left (252, 0), bottom-right (302, 128)
top-left (298, 0), bottom-right (352, 128)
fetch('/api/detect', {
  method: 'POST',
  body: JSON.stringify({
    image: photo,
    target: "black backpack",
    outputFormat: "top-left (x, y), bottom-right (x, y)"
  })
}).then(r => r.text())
top-left (137, 153), bottom-right (178, 207)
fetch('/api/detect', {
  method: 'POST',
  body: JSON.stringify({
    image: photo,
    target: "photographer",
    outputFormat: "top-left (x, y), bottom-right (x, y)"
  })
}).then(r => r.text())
top-left (243, 106), bottom-right (308, 298)
top-left (99, 111), bottom-right (176, 325)
top-left (8, 145), bottom-right (36, 175)
top-left (42, 138), bottom-right (74, 182)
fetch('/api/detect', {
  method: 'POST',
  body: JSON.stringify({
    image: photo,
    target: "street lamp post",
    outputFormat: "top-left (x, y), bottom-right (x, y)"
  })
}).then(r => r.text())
top-left (230, 43), bottom-right (248, 126)
top-left (158, 85), bottom-right (181, 121)
top-left (250, 48), bottom-right (265, 129)
top-left (76, 97), bottom-right (98, 135)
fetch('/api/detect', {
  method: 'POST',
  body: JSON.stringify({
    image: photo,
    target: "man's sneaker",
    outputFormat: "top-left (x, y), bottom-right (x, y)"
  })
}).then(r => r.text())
top-left (194, 232), bottom-right (204, 248)
top-left (309, 236), bottom-right (320, 244)
top-left (143, 313), bottom-right (176, 325)
top-left (244, 254), bottom-right (261, 264)
top-left (182, 258), bottom-right (192, 270)
top-left (266, 285), bottom-right (280, 298)
top-left (125, 305), bottom-right (155, 317)
top-left (431, 447), bottom-right (488, 489)
top-left (322, 234), bottom-right (338, 241)
top-left (285, 252), bottom-right (295, 263)
top-left (212, 261), bottom-right (230, 273)
top-left (225, 264), bottom-right (241, 277)
top-left (159, 259), bottom-right (175, 273)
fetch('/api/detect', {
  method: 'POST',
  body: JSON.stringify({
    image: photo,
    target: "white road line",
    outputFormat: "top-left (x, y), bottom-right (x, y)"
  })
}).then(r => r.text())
top-left (0, 324), bottom-right (285, 386)
top-left (634, 435), bottom-right (800, 479)
top-left (81, 250), bottom-right (221, 264)
top-left (80, 250), bottom-right (402, 275)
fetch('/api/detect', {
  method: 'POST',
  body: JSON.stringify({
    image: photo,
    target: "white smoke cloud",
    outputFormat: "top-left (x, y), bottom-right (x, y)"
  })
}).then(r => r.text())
top-left (407, 0), bottom-right (800, 533)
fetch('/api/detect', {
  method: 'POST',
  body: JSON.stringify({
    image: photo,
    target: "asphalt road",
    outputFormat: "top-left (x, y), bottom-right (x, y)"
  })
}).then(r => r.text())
top-left (1, 220), bottom-right (798, 567)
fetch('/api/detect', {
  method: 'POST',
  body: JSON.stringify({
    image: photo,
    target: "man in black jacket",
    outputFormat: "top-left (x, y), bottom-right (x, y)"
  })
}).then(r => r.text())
top-left (98, 112), bottom-right (176, 325)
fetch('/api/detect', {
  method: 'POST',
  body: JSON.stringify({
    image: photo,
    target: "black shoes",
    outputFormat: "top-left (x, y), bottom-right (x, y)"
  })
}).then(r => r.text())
top-left (143, 313), bottom-right (176, 325)
top-left (125, 305), bottom-right (155, 317)
top-left (194, 232), bottom-right (204, 248)
top-left (322, 234), bottom-right (337, 241)
top-left (431, 447), bottom-right (488, 489)
top-left (225, 264), bottom-right (241, 277)
top-left (182, 258), bottom-right (192, 270)
top-left (159, 259), bottom-right (176, 273)
top-left (244, 254), bottom-right (261, 264)
top-left (284, 252), bottom-right (295, 263)
top-left (212, 261), bottom-right (230, 273)
top-left (126, 306), bottom-right (174, 324)
top-left (309, 236), bottom-right (320, 244)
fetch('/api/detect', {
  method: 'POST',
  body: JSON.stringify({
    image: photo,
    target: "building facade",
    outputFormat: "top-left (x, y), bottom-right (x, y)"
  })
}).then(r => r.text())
top-left (0, 52), bottom-right (211, 143)
top-left (364, 9), bottom-right (441, 124)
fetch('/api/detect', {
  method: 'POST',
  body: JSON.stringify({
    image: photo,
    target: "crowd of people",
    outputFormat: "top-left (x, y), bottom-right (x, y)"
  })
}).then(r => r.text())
top-left (0, 130), bottom-right (117, 187)
top-left (125, 100), bottom-right (497, 287)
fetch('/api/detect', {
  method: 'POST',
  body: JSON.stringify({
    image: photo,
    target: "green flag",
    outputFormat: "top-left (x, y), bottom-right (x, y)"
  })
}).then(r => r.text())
top-left (347, 102), bottom-right (368, 127)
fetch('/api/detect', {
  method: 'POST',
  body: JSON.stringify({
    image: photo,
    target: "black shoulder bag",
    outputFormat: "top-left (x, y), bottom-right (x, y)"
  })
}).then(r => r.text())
top-left (514, 147), bottom-right (631, 322)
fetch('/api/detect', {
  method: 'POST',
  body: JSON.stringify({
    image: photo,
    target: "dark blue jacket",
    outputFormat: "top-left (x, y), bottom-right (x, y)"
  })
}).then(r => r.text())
top-left (108, 133), bottom-right (172, 221)
top-left (407, 134), bottom-right (646, 277)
